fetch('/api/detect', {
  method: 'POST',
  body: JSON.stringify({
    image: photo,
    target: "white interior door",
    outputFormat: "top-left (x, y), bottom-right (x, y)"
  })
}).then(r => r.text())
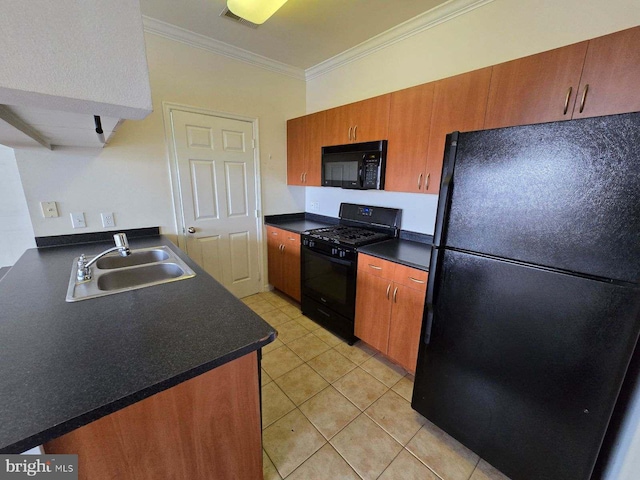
top-left (170, 109), bottom-right (261, 298)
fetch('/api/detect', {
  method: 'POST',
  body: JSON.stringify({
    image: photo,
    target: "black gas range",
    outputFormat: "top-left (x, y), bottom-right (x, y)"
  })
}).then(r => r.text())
top-left (301, 203), bottom-right (402, 344)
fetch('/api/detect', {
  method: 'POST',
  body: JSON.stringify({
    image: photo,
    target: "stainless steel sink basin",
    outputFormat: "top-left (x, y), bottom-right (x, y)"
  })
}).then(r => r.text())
top-left (66, 246), bottom-right (195, 302)
top-left (96, 249), bottom-right (169, 269)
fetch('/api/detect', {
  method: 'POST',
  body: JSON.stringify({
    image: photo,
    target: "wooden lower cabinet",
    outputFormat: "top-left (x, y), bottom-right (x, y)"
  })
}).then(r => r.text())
top-left (266, 226), bottom-right (301, 302)
top-left (44, 352), bottom-right (262, 480)
top-left (355, 254), bottom-right (427, 373)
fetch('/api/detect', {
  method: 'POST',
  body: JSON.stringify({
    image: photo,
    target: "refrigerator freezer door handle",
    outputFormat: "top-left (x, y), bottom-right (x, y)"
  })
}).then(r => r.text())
top-left (433, 132), bottom-right (459, 248)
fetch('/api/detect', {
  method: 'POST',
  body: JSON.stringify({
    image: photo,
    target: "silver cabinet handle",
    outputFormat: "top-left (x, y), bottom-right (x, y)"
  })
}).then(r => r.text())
top-left (418, 173), bottom-right (423, 190)
top-left (579, 84), bottom-right (589, 113)
top-left (187, 227), bottom-right (196, 234)
top-left (300, 173), bottom-right (304, 182)
top-left (386, 283), bottom-right (391, 299)
top-left (409, 276), bottom-right (426, 284)
top-left (303, 172), bottom-right (307, 183)
top-left (368, 264), bottom-right (382, 270)
top-left (353, 125), bottom-right (357, 141)
top-left (425, 173), bottom-right (430, 190)
top-left (279, 244), bottom-right (283, 252)
top-left (563, 86), bottom-right (573, 115)
top-left (282, 245), bottom-right (286, 252)
top-left (348, 126), bottom-right (352, 141)
top-left (393, 287), bottom-right (398, 303)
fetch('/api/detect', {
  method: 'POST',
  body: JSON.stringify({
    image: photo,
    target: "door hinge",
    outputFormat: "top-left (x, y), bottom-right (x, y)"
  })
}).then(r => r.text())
top-left (255, 209), bottom-right (261, 218)
top-left (252, 139), bottom-right (256, 149)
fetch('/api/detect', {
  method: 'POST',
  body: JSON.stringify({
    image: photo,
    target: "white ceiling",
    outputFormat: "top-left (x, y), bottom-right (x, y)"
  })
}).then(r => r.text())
top-left (139, 0), bottom-right (449, 70)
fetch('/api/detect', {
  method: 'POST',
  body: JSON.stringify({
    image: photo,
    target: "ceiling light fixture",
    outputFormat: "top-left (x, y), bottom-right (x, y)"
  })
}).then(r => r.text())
top-left (226, 0), bottom-right (288, 25)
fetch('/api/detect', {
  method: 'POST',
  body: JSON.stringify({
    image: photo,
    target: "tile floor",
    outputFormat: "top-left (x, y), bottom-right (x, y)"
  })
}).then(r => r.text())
top-left (242, 290), bottom-right (511, 480)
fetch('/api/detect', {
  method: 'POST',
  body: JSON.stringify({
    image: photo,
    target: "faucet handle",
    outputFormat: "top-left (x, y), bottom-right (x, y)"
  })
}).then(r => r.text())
top-left (76, 254), bottom-right (91, 282)
top-left (113, 233), bottom-right (130, 256)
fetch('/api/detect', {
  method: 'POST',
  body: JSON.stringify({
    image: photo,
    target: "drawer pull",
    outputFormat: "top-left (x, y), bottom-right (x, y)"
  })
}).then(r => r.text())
top-left (409, 276), bottom-right (426, 284)
top-left (563, 86), bottom-right (572, 115)
top-left (386, 283), bottom-right (391, 299)
top-left (368, 264), bottom-right (382, 270)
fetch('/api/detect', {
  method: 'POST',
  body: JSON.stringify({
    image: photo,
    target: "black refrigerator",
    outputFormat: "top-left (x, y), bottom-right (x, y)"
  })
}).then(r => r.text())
top-left (412, 112), bottom-right (640, 480)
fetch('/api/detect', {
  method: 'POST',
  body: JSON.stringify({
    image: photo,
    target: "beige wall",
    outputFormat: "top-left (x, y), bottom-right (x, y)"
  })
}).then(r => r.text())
top-left (16, 33), bottom-right (306, 238)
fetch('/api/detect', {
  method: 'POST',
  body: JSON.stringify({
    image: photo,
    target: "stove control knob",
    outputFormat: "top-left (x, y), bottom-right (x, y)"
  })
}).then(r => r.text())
top-left (309, 240), bottom-right (315, 248)
top-left (302, 239), bottom-right (308, 246)
top-left (339, 250), bottom-right (346, 258)
top-left (332, 248), bottom-right (338, 255)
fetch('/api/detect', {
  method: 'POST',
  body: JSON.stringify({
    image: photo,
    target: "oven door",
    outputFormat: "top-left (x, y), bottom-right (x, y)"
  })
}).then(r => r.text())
top-left (301, 246), bottom-right (356, 320)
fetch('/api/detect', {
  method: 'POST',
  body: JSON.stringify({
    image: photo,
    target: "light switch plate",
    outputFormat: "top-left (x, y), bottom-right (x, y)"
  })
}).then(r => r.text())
top-left (101, 212), bottom-right (115, 228)
top-left (40, 201), bottom-right (59, 218)
top-left (70, 212), bottom-right (86, 228)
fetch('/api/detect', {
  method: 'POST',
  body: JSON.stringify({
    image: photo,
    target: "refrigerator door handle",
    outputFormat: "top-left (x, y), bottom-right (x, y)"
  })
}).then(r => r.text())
top-left (432, 132), bottom-right (459, 248)
top-left (423, 246), bottom-right (442, 345)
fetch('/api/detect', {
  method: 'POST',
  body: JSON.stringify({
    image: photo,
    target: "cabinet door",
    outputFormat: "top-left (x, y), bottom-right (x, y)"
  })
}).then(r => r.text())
top-left (304, 111), bottom-right (325, 186)
top-left (349, 94), bottom-right (391, 143)
top-left (324, 105), bottom-right (351, 146)
top-left (386, 83), bottom-right (435, 193)
top-left (286, 117), bottom-right (306, 186)
top-left (266, 227), bottom-right (283, 291)
top-left (484, 42), bottom-right (588, 130)
top-left (283, 232), bottom-right (301, 302)
top-left (388, 283), bottom-right (427, 373)
top-left (572, 26), bottom-right (640, 119)
top-left (355, 272), bottom-right (393, 352)
top-left (425, 68), bottom-right (492, 194)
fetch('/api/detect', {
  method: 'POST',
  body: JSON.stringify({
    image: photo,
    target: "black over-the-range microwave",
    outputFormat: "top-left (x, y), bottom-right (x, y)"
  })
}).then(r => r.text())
top-left (321, 140), bottom-right (387, 190)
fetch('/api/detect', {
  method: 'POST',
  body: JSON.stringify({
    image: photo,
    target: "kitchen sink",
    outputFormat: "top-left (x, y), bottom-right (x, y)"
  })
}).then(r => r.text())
top-left (66, 246), bottom-right (196, 302)
top-left (96, 249), bottom-right (169, 269)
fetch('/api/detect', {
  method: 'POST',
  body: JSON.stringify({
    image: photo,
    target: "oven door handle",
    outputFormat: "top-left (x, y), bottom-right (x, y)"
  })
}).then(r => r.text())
top-left (302, 246), bottom-right (353, 267)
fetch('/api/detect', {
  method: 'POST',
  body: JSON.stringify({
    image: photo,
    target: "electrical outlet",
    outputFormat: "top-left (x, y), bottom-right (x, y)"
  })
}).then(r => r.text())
top-left (40, 201), bottom-right (59, 218)
top-left (310, 201), bottom-right (319, 211)
top-left (70, 212), bottom-right (86, 228)
top-left (101, 212), bottom-right (115, 228)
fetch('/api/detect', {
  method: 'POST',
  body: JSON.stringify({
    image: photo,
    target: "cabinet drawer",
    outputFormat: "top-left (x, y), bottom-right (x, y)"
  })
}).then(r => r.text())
top-left (266, 226), bottom-right (282, 239)
top-left (358, 253), bottom-right (395, 279)
top-left (393, 264), bottom-right (428, 291)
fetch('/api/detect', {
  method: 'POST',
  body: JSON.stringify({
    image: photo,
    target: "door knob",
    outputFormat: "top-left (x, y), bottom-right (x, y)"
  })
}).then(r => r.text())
top-left (187, 227), bottom-right (196, 234)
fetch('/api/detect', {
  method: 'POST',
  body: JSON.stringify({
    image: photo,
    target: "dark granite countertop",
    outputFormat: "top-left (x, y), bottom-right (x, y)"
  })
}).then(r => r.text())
top-left (358, 238), bottom-right (432, 271)
top-left (264, 212), bottom-right (336, 234)
top-left (0, 236), bottom-right (275, 453)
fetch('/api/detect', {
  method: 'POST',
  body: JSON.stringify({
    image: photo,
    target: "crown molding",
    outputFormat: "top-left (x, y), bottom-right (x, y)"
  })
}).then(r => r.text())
top-left (142, 16), bottom-right (306, 81)
top-left (305, 0), bottom-right (496, 81)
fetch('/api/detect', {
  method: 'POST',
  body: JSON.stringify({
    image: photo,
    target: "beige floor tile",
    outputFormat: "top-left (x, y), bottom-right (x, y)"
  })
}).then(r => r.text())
top-left (261, 369), bottom-right (272, 387)
top-left (276, 320), bottom-right (310, 344)
top-left (263, 338), bottom-right (284, 354)
top-left (261, 291), bottom-right (293, 308)
top-left (361, 354), bottom-right (406, 387)
top-left (379, 449), bottom-right (438, 480)
top-left (469, 459), bottom-right (512, 480)
top-left (333, 367), bottom-right (388, 411)
top-left (262, 345), bottom-right (304, 379)
top-left (263, 409), bottom-right (326, 478)
top-left (330, 414), bottom-right (403, 480)
top-left (312, 328), bottom-right (343, 347)
top-left (299, 386), bottom-right (360, 440)
top-left (307, 349), bottom-right (357, 383)
top-left (391, 374), bottom-right (414, 402)
top-left (261, 382), bottom-right (296, 428)
top-left (274, 364), bottom-right (329, 405)
top-left (280, 304), bottom-right (303, 319)
top-left (365, 390), bottom-right (426, 445)
top-left (334, 341), bottom-right (377, 365)
top-left (263, 450), bottom-right (282, 480)
top-left (241, 293), bottom-right (262, 305)
top-left (287, 443), bottom-right (360, 480)
top-left (287, 333), bottom-right (331, 361)
top-left (294, 315), bottom-right (322, 331)
top-left (261, 310), bottom-right (294, 327)
top-left (249, 299), bottom-right (279, 315)
top-left (407, 422), bottom-right (479, 480)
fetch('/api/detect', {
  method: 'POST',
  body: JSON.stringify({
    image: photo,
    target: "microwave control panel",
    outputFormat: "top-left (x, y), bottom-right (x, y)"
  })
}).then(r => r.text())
top-left (362, 155), bottom-right (382, 189)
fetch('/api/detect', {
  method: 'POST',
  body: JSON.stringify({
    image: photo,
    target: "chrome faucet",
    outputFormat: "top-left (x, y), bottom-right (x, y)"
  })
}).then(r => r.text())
top-left (76, 233), bottom-right (131, 282)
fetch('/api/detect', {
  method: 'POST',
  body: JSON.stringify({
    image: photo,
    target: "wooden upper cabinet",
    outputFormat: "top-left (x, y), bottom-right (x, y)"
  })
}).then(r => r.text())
top-left (304, 111), bottom-right (324, 186)
top-left (425, 67), bottom-right (492, 194)
top-left (572, 26), bottom-right (640, 119)
top-left (484, 41), bottom-right (589, 129)
top-left (386, 82), bottom-right (435, 193)
top-left (286, 116), bottom-right (306, 186)
top-left (324, 95), bottom-right (390, 145)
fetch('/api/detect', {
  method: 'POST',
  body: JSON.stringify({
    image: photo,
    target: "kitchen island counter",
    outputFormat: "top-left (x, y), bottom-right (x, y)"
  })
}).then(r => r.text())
top-left (0, 234), bottom-right (275, 455)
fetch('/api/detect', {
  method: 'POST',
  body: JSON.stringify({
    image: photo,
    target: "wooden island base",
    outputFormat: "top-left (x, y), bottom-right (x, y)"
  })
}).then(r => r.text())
top-left (44, 352), bottom-right (262, 480)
